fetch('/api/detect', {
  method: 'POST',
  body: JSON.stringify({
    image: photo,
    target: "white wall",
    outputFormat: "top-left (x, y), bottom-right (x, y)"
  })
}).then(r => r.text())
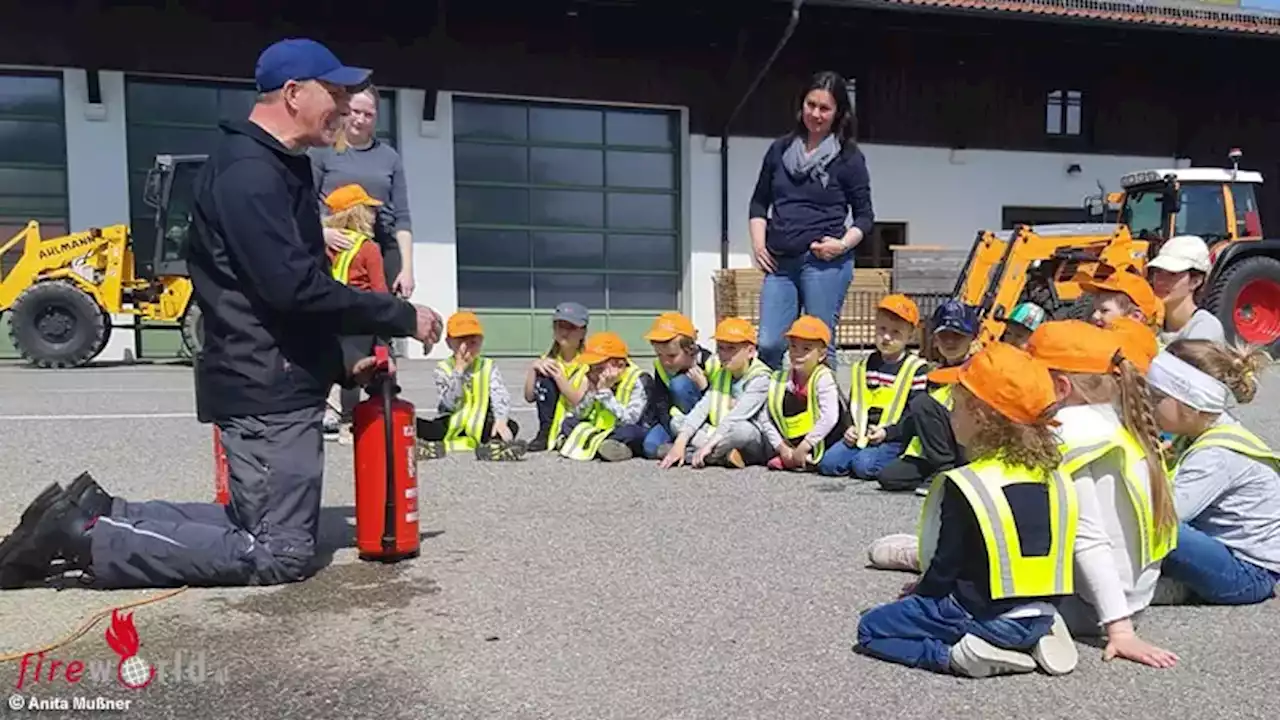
top-left (63, 69), bottom-right (134, 361)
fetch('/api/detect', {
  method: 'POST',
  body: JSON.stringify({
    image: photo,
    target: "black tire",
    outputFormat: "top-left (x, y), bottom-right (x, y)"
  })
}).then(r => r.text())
top-left (1202, 254), bottom-right (1280, 351)
top-left (180, 302), bottom-right (203, 358)
top-left (8, 280), bottom-right (108, 368)
top-left (1022, 281), bottom-right (1093, 322)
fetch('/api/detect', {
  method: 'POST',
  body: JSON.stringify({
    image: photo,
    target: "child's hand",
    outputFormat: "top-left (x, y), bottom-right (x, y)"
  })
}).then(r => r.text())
top-left (687, 365), bottom-right (708, 391)
top-left (865, 427), bottom-right (887, 445)
top-left (1103, 622), bottom-right (1179, 669)
top-left (843, 426), bottom-right (860, 446)
top-left (659, 439), bottom-right (687, 469)
top-left (493, 419), bottom-right (513, 443)
top-left (691, 441), bottom-right (717, 468)
top-left (600, 363), bottom-right (622, 388)
top-left (783, 442), bottom-right (808, 469)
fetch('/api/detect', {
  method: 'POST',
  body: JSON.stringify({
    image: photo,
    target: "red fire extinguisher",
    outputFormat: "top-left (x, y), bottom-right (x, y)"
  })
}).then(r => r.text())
top-left (353, 344), bottom-right (421, 562)
top-left (213, 427), bottom-right (230, 505)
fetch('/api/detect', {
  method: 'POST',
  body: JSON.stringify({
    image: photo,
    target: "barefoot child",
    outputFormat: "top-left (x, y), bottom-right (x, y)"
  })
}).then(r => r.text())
top-left (559, 332), bottom-right (654, 462)
top-left (855, 342), bottom-right (1079, 678)
top-left (417, 312), bottom-right (525, 462)
top-left (1147, 340), bottom-right (1280, 605)
top-left (642, 312), bottom-right (716, 459)
top-left (658, 318), bottom-right (772, 469)
top-left (524, 302), bottom-right (590, 451)
top-left (760, 316), bottom-right (850, 472)
top-left (819, 295), bottom-right (928, 480)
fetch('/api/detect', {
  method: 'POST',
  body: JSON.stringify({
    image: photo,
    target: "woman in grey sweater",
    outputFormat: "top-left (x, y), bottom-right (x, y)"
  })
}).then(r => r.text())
top-left (310, 85), bottom-right (415, 297)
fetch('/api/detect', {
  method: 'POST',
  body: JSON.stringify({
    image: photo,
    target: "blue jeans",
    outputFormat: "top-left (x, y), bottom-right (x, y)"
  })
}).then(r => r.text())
top-left (642, 374), bottom-right (704, 458)
top-left (758, 251), bottom-right (855, 369)
top-left (1161, 522), bottom-right (1280, 605)
top-left (818, 441), bottom-right (904, 479)
top-left (856, 594), bottom-right (1054, 675)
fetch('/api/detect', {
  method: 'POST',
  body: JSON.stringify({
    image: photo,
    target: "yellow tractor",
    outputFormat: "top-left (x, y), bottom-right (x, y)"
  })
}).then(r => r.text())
top-left (0, 154), bottom-right (208, 367)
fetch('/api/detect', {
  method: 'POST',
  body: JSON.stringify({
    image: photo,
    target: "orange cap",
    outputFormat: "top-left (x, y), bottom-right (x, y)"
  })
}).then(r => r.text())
top-left (784, 315), bottom-right (831, 345)
top-left (954, 342), bottom-right (1058, 425)
top-left (324, 184), bottom-right (384, 214)
top-left (714, 317), bottom-right (758, 345)
top-left (1107, 316), bottom-right (1158, 373)
top-left (446, 311), bottom-right (483, 338)
top-left (1082, 270), bottom-right (1160, 320)
top-left (1026, 320), bottom-right (1123, 375)
top-left (578, 331), bottom-right (630, 365)
top-left (877, 294), bottom-right (920, 326)
top-left (644, 312), bottom-right (697, 342)
top-left (926, 365), bottom-right (962, 386)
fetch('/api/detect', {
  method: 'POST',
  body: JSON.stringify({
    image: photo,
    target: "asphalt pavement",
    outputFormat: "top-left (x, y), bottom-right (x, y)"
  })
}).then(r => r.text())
top-left (1, 357), bottom-right (1278, 719)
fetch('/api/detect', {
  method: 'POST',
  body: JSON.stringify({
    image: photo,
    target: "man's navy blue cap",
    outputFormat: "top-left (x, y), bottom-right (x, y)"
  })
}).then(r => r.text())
top-left (255, 38), bottom-right (372, 93)
top-left (931, 299), bottom-right (977, 336)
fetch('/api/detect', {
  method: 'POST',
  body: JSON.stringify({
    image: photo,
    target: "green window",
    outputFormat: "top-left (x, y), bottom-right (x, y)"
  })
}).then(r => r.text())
top-left (0, 72), bottom-right (68, 359)
top-left (452, 97), bottom-right (682, 356)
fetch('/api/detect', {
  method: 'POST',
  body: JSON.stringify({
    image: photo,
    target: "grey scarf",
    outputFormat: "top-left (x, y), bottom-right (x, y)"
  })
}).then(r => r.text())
top-left (781, 134), bottom-right (841, 188)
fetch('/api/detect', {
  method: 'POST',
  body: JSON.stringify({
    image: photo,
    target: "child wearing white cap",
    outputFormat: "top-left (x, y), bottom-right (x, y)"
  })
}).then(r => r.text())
top-left (1147, 235), bottom-right (1225, 346)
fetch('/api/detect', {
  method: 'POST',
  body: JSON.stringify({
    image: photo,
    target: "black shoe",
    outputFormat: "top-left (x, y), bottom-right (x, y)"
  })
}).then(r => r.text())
top-left (526, 431), bottom-right (550, 453)
top-left (0, 483), bottom-right (62, 579)
top-left (0, 492), bottom-right (93, 589)
top-left (63, 471), bottom-right (114, 518)
top-left (475, 439), bottom-right (528, 462)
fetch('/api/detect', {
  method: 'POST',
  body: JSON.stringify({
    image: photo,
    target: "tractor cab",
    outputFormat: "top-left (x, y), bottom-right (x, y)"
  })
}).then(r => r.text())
top-left (139, 154), bottom-right (207, 281)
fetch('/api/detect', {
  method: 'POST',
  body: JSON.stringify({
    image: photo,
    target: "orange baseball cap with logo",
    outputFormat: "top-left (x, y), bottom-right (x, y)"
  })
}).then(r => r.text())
top-left (785, 315), bottom-right (831, 345)
top-left (714, 317), bottom-right (758, 345)
top-left (324, 184), bottom-right (384, 214)
top-left (877, 294), bottom-right (920, 327)
top-left (1106, 316), bottom-right (1159, 373)
top-left (1026, 320), bottom-right (1123, 375)
top-left (577, 331), bottom-right (630, 365)
top-left (644, 312), bottom-right (697, 342)
top-left (446, 311), bottom-right (484, 338)
top-left (954, 342), bottom-right (1058, 425)
top-left (926, 364), bottom-right (962, 386)
top-left (1082, 269), bottom-right (1160, 320)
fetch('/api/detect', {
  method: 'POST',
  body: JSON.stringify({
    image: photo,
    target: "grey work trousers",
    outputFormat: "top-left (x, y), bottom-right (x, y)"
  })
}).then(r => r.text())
top-left (673, 420), bottom-right (769, 465)
top-left (87, 406), bottom-right (326, 589)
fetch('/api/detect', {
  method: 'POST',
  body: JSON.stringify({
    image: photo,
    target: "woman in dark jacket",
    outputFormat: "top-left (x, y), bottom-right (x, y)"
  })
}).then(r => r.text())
top-left (750, 71), bottom-right (874, 369)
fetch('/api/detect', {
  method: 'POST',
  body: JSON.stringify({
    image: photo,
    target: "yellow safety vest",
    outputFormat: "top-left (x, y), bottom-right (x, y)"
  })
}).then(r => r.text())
top-left (903, 382), bottom-right (955, 459)
top-left (706, 358), bottom-right (771, 428)
top-left (1059, 429), bottom-right (1176, 568)
top-left (653, 356), bottom-right (721, 421)
top-left (559, 363), bottom-right (644, 461)
top-left (766, 365), bottom-right (836, 464)
top-left (918, 458), bottom-right (1079, 600)
top-left (544, 353), bottom-right (589, 445)
top-left (330, 229), bottom-right (370, 284)
top-left (851, 354), bottom-right (925, 449)
top-left (1176, 423), bottom-right (1280, 472)
top-left (435, 357), bottom-right (493, 452)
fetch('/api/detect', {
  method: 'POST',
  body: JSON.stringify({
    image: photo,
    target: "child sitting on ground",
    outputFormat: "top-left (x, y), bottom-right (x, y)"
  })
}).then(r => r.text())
top-left (642, 312), bottom-right (716, 459)
top-left (854, 342), bottom-right (1079, 679)
top-left (417, 312), bottom-right (525, 462)
top-left (320, 183), bottom-right (390, 443)
top-left (558, 332), bottom-right (654, 462)
top-left (524, 302), bottom-right (590, 452)
top-left (658, 317), bottom-right (772, 469)
top-left (1000, 302), bottom-right (1045, 349)
top-left (760, 316), bottom-right (850, 472)
top-left (1083, 267), bottom-right (1162, 330)
top-left (819, 295), bottom-right (928, 480)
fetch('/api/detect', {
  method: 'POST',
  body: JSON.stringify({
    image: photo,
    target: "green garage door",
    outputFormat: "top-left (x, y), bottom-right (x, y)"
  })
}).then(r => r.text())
top-left (124, 78), bottom-right (396, 358)
top-left (0, 73), bottom-right (69, 359)
top-left (452, 97), bottom-right (681, 357)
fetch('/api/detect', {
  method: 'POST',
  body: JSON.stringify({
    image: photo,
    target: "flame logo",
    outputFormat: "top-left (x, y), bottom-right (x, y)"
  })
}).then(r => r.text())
top-left (104, 609), bottom-right (155, 690)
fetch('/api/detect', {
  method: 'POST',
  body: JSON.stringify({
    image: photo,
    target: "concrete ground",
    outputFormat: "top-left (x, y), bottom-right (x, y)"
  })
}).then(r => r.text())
top-left (1, 357), bottom-right (1278, 719)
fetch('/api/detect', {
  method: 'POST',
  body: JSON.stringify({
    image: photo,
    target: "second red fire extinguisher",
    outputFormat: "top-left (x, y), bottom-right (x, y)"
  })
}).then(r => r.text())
top-left (353, 344), bottom-right (421, 562)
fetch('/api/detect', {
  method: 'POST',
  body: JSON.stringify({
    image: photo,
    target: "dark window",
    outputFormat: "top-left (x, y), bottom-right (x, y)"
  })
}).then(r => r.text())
top-left (1046, 90), bottom-right (1082, 137)
top-left (1001, 207), bottom-right (1088, 228)
top-left (856, 222), bottom-right (905, 270)
top-left (0, 72), bottom-right (68, 255)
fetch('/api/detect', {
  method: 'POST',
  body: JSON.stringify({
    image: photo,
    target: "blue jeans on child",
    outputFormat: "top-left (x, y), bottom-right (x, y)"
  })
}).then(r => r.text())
top-left (856, 594), bottom-right (1054, 674)
top-left (1161, 522), bottom-right (1280, 605)
top-left (642, 374), bottom-right (704, 458)
top-left (757, 251), bottom-right (855, 369)
top-left (818, 441), bottom-right (904, 479)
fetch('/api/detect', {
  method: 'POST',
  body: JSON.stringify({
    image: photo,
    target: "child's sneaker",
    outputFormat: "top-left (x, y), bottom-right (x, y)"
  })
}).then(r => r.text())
top-left (597, 439), bottom-right (633, 463)
top-left (1031, 612), bottom-right (1078, 676)
top-left (914, 484), bottom-right (930, 497)
top-left (948, 634), bottom-right (1037, 678)
top-left (526, 430), bottom-right (550, 453)
top-left (867, 534), bottom-right (920, 572)
top-left (475, 439), bottom-right (528, 462)
top-left (417, 440), bottom-right (446, 461)
top-left (323, 411), bottom-right (341, 441)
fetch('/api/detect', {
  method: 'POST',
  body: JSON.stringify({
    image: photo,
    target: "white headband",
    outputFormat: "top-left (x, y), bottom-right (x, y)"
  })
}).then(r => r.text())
top-left (1147, 351), bottom-right (1230, 414)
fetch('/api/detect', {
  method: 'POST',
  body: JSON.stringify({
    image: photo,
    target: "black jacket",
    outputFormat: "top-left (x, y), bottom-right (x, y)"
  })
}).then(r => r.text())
top-left (185, 120), bottom-right (417, 420)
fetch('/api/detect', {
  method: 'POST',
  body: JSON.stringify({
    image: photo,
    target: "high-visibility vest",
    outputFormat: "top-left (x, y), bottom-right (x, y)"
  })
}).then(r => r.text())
top-left (545, 354), bottom-right (589, 445)
top-left (851, 354), bottom-right (925, 449)
top-left (654, 356), bottom-right (721, 421)
top-left (706, 358), bottom-right (771, 428)
top-left (1059, 428), bottom-right (1177, 568)
top-left (435, 357), bottom-right (493, 452)
top-left (903, 382), bottom-right (955, 459)
top-left (766, 364), bottom-right (837, 464)
top-left (1176, 423), bottom-right (1280, 471)
top-left (559, 363), bottom-right (644, 461)
top-left (918, 458), bottom-right (1079, 600)
top-left (330, 229), bottom-right (370, 284)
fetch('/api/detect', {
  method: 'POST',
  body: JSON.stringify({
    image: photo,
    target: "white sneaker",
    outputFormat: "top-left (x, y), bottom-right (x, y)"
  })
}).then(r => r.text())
top-left (914, 485), bottom-right (929, 497)
top-left (867, 534), bottom-right (920, 572)
top-left (1031, 612), bottom-right (1078, 676)
top-left (948, 634), bottom-right (1037, 678)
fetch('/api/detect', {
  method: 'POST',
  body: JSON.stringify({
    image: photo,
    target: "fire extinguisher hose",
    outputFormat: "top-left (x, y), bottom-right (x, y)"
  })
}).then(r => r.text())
top-left (0, 586), bottom-right (188, 663)
top-left (382, 368), bottom-right (396, 553)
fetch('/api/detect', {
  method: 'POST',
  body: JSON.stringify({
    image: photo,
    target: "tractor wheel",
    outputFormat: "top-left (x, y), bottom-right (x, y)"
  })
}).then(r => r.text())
top-left (1022, 282), bottom-right (1093, 322)
top-left (180, 303), bottom-right (203, 358)
top-left (8, 280), bottom-right (108, 368)
top-left (1203, 255), bottom-right (1280, 350)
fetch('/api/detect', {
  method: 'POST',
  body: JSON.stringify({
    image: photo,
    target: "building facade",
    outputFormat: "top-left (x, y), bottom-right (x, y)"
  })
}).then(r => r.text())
top-left (1, 0), bottom-right (1278, 359)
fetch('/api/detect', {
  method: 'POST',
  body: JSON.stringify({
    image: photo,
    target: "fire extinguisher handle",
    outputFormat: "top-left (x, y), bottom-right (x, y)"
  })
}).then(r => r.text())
top-left (374, 343), bottom-right (391, 370)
